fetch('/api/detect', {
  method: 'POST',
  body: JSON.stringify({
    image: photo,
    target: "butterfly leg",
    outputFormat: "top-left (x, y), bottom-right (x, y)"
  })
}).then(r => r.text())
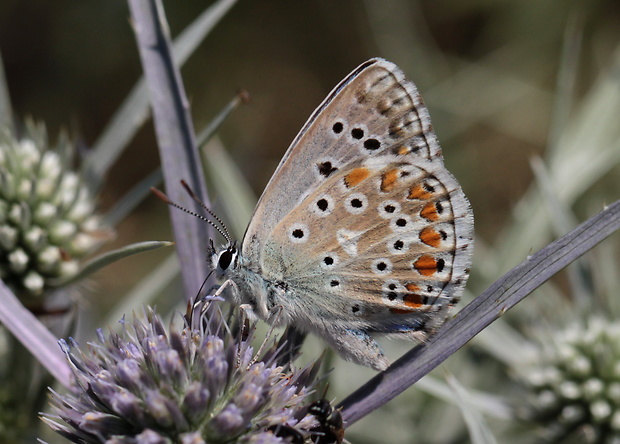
top-left (322, 327), bottom-right (390, 371)
top-left (247, 306), bottom-right (284, 366)
top-left (211, 279), bottom-right (236, 299)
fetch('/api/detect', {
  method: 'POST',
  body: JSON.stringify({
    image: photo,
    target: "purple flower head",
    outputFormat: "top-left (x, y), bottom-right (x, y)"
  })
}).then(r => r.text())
top-left (42, 302), bottom-right (331, 443)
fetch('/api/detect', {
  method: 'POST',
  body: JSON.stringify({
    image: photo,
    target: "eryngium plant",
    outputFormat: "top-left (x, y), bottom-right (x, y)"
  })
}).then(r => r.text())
top-left (0, 122), bottom-right (107, 302)
top-left (519, 316), bottom-right (620, 443)
top-left (42, 301), bottom-right (327, 443)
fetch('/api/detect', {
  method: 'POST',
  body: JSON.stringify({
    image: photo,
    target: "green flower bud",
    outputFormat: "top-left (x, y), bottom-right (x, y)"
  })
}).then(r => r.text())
top-left (519, 317), bottom-right (620, 443)
top-left (0, 123), bottom-right (108, 299)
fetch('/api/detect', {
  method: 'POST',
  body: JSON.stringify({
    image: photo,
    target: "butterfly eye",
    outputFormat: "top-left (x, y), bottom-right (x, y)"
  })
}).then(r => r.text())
top-left (218, 249), bottom-right (233, 270)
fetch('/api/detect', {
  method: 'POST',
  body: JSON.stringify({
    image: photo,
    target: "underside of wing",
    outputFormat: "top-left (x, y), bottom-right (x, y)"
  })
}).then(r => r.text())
top-left (260, 155), bottom-right (473, 334)
top-left (242, 58), bottom-right (445, 262)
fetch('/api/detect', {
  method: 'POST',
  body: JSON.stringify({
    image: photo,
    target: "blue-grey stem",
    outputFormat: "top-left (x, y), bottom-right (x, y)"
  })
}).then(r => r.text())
top-left (0, 281), bottom-right (71, 387)
top-left (340, 199), bottom-right (620, 424)
top-left (128, 0), bottom-right (212, 297)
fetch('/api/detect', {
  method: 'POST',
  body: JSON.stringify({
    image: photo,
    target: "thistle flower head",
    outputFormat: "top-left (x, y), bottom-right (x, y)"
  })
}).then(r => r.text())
top-left (0, 122), bottom-right (107, 300)
top-left (519, 316), bottom-right (620, 443)
top-left (43, 301), bottom-right (329, 443)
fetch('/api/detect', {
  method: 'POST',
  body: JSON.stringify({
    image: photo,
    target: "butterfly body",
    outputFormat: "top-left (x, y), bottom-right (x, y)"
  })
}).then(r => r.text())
top-left (210, 58), bottom-right (474, 371)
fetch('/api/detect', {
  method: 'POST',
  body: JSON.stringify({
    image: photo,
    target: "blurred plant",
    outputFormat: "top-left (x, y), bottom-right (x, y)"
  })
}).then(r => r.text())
top-left (0, 121), bottom-right (109, 303)
top-left (517, 316), bottom-right (620, 443)
top-left (0, 118), bottom-right (173, 442)
top-left (0, 119), bottom-right (109, 443)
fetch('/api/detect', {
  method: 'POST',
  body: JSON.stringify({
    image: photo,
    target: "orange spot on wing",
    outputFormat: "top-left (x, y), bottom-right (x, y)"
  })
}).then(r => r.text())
top-left (390, 285), bottom-right (424, 314)
top-left (397, 146), bottom-right (410, 155)
top-left (390, 308), bottom-right (410, 314)
top-left (390, 294), bottom-right (423, 314)
top-left (419, 227), bottom-right (441, 248)
top-left (420, 202), bottom-right (439, 221)
top-left (380, 168), bottom-right (399, 192)
top-left (403, 293), bottom-right (424, 308)
top-left (413, 254), bottom-right (438, 276)
top-left (344, 167), bottom-right (370, 187)
top-left (408, 183), bottom-right (433, 200)
top-left (405, 283), bottom-right (419, 292)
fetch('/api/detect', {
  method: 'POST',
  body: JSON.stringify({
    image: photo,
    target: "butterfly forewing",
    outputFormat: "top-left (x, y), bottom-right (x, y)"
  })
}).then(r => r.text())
top-left (242, 59), bottom-right (445, 262)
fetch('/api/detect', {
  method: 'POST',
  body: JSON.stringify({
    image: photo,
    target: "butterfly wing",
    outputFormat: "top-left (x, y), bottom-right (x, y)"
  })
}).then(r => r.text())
top-left (240, 59), bottom-right (473, 369)
top-left (242, 58), bottom-right (446, 261)
top-left (263, 154), bottom-right (472, 327)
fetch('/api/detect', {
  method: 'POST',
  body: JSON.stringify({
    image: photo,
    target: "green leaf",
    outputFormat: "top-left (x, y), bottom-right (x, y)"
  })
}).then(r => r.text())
top-left (51, 241), bottom-right (174, 287)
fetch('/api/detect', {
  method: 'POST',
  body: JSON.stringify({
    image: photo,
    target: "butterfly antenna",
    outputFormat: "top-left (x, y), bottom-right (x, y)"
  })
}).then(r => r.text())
top-left (150, 187), bottom-right (230, 242)
top-left (180, 180), bottom-right (232, 242)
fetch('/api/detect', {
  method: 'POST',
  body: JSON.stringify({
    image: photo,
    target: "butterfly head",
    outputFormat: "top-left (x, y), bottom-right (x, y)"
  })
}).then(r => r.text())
top-left (208, 239), bottom-right (239, 278)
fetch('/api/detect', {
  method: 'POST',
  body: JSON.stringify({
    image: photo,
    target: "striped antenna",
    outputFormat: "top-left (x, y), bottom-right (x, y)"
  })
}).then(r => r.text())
top-left (180, 180), bottom-right (232, 242)
top-left (151, 186), bottom-right (231, 243)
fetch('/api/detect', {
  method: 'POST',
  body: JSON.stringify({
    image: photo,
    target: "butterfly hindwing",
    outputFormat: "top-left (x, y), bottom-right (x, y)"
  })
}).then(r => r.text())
top-left (262, 155), bottom-right (471, 331)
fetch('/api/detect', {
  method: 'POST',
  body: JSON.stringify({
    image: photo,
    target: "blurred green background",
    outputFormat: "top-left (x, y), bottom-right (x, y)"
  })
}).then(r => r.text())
top-left (2, 1), bottom-right (620, 442)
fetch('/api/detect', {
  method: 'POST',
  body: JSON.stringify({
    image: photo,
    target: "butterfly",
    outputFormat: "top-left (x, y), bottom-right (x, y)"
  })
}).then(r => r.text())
top-left (205, 58), bottom-right (473, 371)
